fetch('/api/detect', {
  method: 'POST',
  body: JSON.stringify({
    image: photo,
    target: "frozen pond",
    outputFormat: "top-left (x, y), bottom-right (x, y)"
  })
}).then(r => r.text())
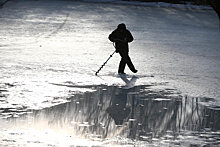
top-left (0, 0), bottom-right (220, 146)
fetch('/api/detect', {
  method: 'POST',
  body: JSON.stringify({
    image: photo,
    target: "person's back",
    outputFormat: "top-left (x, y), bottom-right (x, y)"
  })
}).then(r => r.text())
top-left (109, 23), bottom-right (137, 74)
top-left (109, 24), bottom-right (133, 53)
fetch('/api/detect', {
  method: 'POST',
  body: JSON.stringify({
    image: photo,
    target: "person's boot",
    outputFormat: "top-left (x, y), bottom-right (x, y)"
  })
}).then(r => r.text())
top-left (132, 69), bottom-right (138, 73)
top-left (118, 72), bottom-right (126, 75)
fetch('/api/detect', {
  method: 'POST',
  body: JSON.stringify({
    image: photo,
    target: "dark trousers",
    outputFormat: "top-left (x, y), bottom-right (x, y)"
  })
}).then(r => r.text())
top-left (118, 51), bottom-right (136, 73)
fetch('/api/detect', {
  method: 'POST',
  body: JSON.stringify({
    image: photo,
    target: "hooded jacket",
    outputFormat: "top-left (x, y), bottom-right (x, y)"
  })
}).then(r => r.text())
top-left (108, 26), bottom-right (133, 53)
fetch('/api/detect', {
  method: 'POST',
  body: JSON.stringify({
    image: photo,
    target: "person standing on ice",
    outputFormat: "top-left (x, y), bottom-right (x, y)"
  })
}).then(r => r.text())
top-left (108, 23), bottom-right (138, 74)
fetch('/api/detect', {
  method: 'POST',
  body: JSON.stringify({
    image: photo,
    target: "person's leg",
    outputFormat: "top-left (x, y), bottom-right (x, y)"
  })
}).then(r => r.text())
top-left (124, 55), bottom-right (136, 72)
top-left (118, 58), bottom-right (126, 74)
top-left (119, 51), bottom-right (137, 73)
top-left (121, 52), bottom-right (137, 73)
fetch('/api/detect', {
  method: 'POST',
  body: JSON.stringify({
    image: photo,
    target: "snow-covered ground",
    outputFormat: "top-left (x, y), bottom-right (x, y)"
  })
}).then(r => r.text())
top-left (0, 0), bottom-right (220, 146)
top-left (81, 0), bottom-right (212, 10)
top-left (0, 0), bottom-right (219, 110)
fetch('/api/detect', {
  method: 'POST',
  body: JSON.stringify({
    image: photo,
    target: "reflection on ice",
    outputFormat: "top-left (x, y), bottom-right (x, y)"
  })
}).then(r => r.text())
top-left (1, 83), bottom-right (220, 146)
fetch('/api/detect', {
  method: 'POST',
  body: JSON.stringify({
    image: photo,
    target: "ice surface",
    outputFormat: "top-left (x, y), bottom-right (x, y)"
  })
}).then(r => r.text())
top-left (1, 0), bottom-right (219, 109)
top-left (0, 0), bottom-right (220, 146)
top-left (81, 0), bottom-right (212, 10)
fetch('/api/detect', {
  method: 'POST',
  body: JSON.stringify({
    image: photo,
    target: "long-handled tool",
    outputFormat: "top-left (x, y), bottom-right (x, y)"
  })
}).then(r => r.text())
top-left (95, 43), bottom-right (116, 76)
top-left (95, 50), bottom-right (116, 76)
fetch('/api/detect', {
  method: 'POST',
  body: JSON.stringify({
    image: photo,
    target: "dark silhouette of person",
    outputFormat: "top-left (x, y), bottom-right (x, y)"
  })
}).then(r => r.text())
top-left (106, 88), bottom-right (131, 125)
top-left (106, 76), bottom-right (137, 125)
top-left (108, 23), bottom-right (138, 74)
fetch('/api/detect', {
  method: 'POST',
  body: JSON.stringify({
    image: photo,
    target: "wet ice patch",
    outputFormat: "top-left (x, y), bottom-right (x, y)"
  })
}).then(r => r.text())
top-left (153, 98), bottom-right (171, 101)
top-left (1, 84), bottom-right (220, 146)
top-left (198, 97), bottom-right (220, 110)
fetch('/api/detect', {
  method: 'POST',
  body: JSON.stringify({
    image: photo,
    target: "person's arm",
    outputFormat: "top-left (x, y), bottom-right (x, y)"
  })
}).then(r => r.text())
top-left (109, 30), bottom-right (125, 43)
top-left (108, 31), bottom-right (117, 42)
top-left (126, 30), bottom-right (134, 43)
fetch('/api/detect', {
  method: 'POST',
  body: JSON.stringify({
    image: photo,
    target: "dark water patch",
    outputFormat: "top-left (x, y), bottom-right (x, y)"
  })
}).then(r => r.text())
top-left (0, 82), bottom-right (16, 90)
top-left (0, 89), bottom-right (8, 92)
top-left (2, 139), bottom-right (16, 143)
top-left (0, 106), bottom-right (30, 118)
top-left (51, 82), bottom-right (104, 89)
top-left (0, 83), bottom-right (30, 118)
top-left (0, 83), bottom-right (13, 99)
top-left (0, 84), bottom-right (9, 102)
top-left (6, 84), bottom-right (219, 146)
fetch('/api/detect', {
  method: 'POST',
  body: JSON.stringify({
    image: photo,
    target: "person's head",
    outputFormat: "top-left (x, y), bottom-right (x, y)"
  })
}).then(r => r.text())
top-left (117, 23), bottom-right (126, 31)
